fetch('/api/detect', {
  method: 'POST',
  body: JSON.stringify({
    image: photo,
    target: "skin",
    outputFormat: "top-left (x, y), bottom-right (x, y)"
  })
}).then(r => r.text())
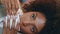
top-left (20, 12), bottom-right (46, 34)
top-left (2, 15), bottom-right (20, 34)
top-left (1, 0), bottom-right (47, 34)
top-left (1, 0), bottom-right (21, 15)
top-left (2, 11), bottom-right (46, 34)
top-left (1, 0), bottom-right (20, 34)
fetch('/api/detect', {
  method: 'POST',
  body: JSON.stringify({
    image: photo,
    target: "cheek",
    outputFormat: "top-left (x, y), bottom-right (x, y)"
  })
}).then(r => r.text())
top-left (21, 14), bottom-right (31, 22)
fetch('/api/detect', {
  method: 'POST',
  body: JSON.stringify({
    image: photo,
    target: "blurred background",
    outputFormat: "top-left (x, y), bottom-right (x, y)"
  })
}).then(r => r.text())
top-left (0, 3), bottom-right (6, 34)
top-left (0, 4), bottom-right (6, 18)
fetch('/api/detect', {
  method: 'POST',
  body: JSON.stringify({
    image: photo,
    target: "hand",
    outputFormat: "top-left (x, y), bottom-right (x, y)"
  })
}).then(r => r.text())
top-left (1, 0), bottom-right (21, 34)
top-left (1, 0), bottom-right (20, 15)
top-left (2, 27), bottom-right (17, 34)
top-left (2, 15), bottom-right (20, 34)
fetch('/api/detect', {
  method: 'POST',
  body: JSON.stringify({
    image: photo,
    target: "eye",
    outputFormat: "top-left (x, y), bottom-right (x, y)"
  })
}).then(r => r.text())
top-left (31, 14), bottom-right (36, 20)
top-left (31, 26), bottom-right (35, 32)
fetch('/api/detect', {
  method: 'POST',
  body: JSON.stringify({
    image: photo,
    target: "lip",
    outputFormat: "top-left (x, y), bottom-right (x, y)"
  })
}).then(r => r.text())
top-left (18, 30), bottom-right (23, 33)
top-left (18, 24), bottom-right (23, 34)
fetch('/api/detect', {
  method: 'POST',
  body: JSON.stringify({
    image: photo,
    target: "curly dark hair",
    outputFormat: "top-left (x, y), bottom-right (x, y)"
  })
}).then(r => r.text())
top-left (22, 0), bottom-right (59, 34)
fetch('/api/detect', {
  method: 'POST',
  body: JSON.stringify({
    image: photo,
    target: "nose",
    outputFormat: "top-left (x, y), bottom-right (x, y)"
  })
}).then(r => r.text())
top-left (22, 22), bottom-right (28, 27)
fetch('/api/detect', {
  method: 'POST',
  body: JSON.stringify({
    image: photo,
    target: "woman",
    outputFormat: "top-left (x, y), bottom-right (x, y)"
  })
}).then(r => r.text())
top-left (20, 0), bottom-right (56, 34)
top-left (2, 0), bottom-right (56, 34)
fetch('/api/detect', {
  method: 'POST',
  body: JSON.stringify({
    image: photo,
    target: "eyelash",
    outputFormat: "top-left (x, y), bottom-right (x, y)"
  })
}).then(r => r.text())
top-left (31, 27), bottom-right (34, 32)
top-left (31, 14), bottom-right (36, 20)
top-left (31, 26), bottom-right (36, 33)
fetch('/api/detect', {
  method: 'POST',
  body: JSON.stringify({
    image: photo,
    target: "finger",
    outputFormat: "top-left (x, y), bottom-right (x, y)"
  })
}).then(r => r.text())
top-left (11, 28), bottom-right (17, 34)
top-left (12, 9), bottom-right (16, 15)
top-left (11, 0), bottom-right (15, 9)
top-left (11, 15), bottom-right (18, 34)
top-left (11, 16), bottom-right (15, 29)
top-left (5, 0), bottom-right (12, 15)
top-left (4, 0), bottom-right (9, 15)
top-left (10, 15), bottom-right (13, 29)
top-left (11, 28), bottom-right (15, 34)
top-left (15, 14), bottom-right (20, 30)
top-left (2, 27), bottom-right (7, 34)
top-left (1, 0), bottom-right (6, 5)
top-left (3, 15), bottom-right (8, 28)
top-left (15, 0), bottom-right (19, 11)
top-left (15, 31), bottom-right (17, 34)
top-left (0, 0), bottom-right (4, 4)
top-left (8, 10), bottom-right (13, 29)
top-left (7, 15), bottom-right (10, 28)
top-left (10, 9), bottom-right (16, 29)
top-left (3, 19), bottom-right (6, 28)
top-left (6, 28), bottom-right (11, 34)
top-left (5, 16), bottom-right (8, 27)
top-left (5, 0), bottom-right (8, 9)
top-left (8, 0), bottom-right (11, 10)
top-left (3, 17), bottom-right (9, 34)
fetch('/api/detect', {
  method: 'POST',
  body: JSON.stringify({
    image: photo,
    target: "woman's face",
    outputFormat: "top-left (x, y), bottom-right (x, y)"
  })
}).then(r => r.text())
top-left (20, 11), bottom-right (46, 34)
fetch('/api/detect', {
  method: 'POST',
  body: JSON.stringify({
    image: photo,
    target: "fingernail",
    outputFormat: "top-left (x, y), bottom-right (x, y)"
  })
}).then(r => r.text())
top-left (5, 16), bottom-right (7, 27)
top-left (15, 18), bottom-right (18, 28)
top-left (10, 15), bottom-right (13, 29)
top-left (15, 15), bottom-right (20, 28)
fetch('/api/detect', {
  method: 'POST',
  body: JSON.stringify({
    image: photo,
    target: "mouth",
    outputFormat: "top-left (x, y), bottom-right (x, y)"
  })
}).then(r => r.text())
top-left (18, 29), bottom-right (23, 34)
top-left (18, 30), bottom-right (23, 33)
